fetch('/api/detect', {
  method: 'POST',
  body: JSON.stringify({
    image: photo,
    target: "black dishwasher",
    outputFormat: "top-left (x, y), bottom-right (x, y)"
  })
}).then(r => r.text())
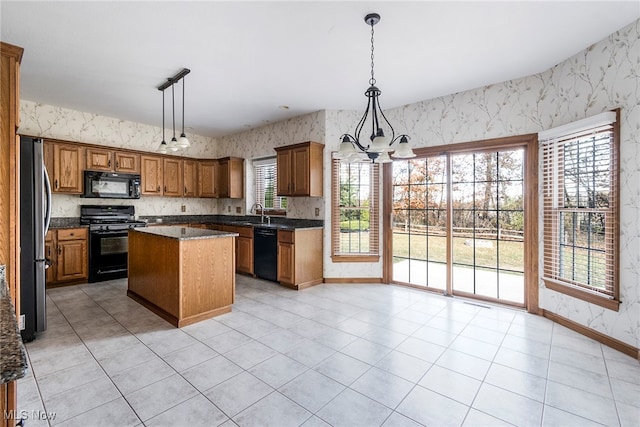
top-left (254, 227), bottom-right (278, 282)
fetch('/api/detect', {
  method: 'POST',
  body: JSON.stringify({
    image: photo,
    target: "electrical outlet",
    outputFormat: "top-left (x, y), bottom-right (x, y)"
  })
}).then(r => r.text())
top-left (181, 205), bottom-right (186, 212)
top-left (315, 207), bottom-right (320, 217)
top-left (19, 314), bottom-right (25, 331)
top-left (236, 207), bottom-right (241, 214)
top-left (227, 206), bottom-right (231, 212)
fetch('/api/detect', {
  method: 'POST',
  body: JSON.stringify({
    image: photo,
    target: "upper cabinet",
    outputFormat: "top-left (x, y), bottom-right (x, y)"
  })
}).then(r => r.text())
top-left (217, 157), bottom-right (244, 199)
top-left (163, 158), bottom-right (183, 197)
top-left (86, 147), bottom-right (140, 173)
top-left (140, 155), bottom-right (163, 196)
top-left (114, 152), bottom-right (140, 173)
top-left (38, 138), bottom-right (245, 200)
top-left (183, 160), bottom-right (197, 197)
top-left (198, 160), bottom-right (218, 198)
top-left (275, 141), bottom-right (324, 197)
top-left (52, 142), bottom-right (84, 194)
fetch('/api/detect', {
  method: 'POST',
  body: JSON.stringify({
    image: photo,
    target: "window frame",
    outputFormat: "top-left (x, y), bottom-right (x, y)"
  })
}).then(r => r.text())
top-left (331, 156), bottom-right (380, 262)
top-left (253, 157), bottom-right (287, 216)
top-left (540, 110), bottom-right (620, 311)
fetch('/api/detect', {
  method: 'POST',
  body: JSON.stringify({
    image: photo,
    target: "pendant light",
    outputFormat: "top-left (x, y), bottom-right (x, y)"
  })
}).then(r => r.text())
top-left (156, 88), bottom-right (168, 154)
top-left (337, 13), bottom-right (415, 163)
top-left (176, 76), bottom-right (190, 149)
top-left (156, 68), bottom-right (191, 153)
top-left (167, 82), bottom-right (179, 152)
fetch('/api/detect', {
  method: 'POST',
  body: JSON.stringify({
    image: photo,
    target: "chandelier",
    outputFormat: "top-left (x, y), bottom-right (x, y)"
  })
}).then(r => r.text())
top-left (337, 13), bottom-right (415, 163)
top-left (157, 68), bottom-right (191, 154)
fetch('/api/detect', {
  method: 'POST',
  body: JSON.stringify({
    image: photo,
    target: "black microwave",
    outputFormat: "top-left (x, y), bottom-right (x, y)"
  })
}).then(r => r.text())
top-left (83, 171), bottom-right (141, 199)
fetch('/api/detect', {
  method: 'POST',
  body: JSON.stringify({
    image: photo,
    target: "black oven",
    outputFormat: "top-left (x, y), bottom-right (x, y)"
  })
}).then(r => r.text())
top-left (89, 229), bottom-right (130, 282)
top-left (83, 171), bottom-right (141, 199)
top-left (81, 205), bottom-right (146, 283)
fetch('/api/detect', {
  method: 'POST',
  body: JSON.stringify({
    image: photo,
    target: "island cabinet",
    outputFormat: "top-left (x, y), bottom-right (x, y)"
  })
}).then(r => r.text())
top-left (277, 228), bottom-right (323, 290)
top-left (127, 226), bottom-right (238, 327)
top-left (163, 158), bottom-right (183, 197)
top-left (275, 141), bottom-right (324, 197)
top-left (86, 147), bottom-right (140, 173)
top-left (217, 157), bottom-right (244, 199)
top-left (51, 142), bottom-right (85, 194)
top-left (141, 155), bottom-right (163, 195)
top-left (198, 160), bottom-right (218, 198)
top-left (183, 160), bottom-right (197, 197)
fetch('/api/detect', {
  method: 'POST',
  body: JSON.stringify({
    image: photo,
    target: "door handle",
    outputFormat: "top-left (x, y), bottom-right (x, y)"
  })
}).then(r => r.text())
top-left (57, 245), bottom-right (61, 255)
top-left (157, 185), bottom-right (160, 192)
top-left (164, 185), bottom-right (167, 193)
top-left (184, 186), bottom-right (187, 194)
top-left (55, 179), bottom-right (59, 189)
top-left (108, 159), bottom-right (111, 168)
top-left (116, 161), bottom-right (120, 169)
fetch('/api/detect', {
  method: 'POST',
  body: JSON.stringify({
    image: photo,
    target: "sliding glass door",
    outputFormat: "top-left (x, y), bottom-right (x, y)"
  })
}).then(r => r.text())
top-left (389, 143), bottom-right (528, 307)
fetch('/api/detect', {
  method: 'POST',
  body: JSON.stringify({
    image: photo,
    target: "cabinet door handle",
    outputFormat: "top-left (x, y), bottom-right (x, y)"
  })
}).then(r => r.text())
top-left (108, 159), bottom-right (111, 168)
top-left (57, 246), bottom-right (61, 255)
top-left (164, 185), bottom-right (167, 193)
top-left (184, 186), bottom-right (188, 194)
top-left (116, 161), bottom-right (120, 169)
top-left (157, 185), bottom-right (160, 192)
top-left (55, 179), bottom-right (59, 189)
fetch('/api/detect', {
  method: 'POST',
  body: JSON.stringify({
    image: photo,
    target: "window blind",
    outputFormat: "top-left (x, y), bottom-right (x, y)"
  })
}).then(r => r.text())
top-left (254, 157), bottom-right (286, 210)
top-left (540, 112), bottom-right (619, 301)
top-left (331, 157), bottom-right (380, 259)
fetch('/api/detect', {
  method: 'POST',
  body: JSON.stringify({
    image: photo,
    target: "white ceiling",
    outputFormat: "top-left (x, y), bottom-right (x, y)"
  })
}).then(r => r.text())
top-left (1, 1), bottom-right (638, 139)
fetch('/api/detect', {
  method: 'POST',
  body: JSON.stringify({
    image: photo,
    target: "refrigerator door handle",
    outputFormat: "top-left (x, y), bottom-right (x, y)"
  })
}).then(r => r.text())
top-left (43, 165), bottom-right (52, 236)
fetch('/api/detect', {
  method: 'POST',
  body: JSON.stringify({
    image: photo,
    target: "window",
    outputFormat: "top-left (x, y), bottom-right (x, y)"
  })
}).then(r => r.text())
top-left (254, 157), bottom-right (287, 213)
top-left (331, 157), bottom-right (379, 262)
top-left (540, 110), bottom-right (620, 310)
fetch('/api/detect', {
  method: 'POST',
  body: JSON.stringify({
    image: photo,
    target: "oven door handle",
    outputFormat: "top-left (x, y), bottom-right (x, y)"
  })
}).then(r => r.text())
top-left (90, 230), bottom-right (130, 236)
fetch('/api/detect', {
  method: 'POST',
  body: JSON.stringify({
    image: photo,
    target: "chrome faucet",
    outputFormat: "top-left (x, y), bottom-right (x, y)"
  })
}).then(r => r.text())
top-left (251, 202), bottom-right (265, 223)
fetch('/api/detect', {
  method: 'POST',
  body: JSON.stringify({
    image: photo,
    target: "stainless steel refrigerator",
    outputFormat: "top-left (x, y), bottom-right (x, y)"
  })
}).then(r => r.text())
top-left (20, 136), bottom-right (51, 342)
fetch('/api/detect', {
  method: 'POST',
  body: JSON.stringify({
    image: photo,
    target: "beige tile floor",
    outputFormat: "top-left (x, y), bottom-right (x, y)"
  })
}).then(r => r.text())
top-left (17, 275), bottom-right (640, 426)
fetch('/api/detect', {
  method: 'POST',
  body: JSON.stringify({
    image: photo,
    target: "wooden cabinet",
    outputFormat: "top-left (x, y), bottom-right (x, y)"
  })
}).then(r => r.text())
top-left (114, 151), bottom-right (140, 173)
top-left (163, 158), bottom-right (183, 197)
top-left (1, 41), bottom-right (23, 426)
top-left (44, 230), bottom-right (56, 284)
top-left (52, 142), bottom-right (84, 193)
top-left (275, 141), bottom-right (324, 197)
top-left (141, 155), bottom-right (163, 195)
top-left (86, 147), bottom-right (113, 171)
top-left (86, 147), bottom-right (140, 173)
top-left (183, 160), bottom-right (197, 197)
top-left (45, 228), bottom-right (88, 285)
top-left (217, 157), bottom-right (244, 199)
top-left (198, 160), bottom-right (218, 198)
top-left (277, 228), bottom-right (323, 290)
top-left (236, 226), bottom-right (254, 275)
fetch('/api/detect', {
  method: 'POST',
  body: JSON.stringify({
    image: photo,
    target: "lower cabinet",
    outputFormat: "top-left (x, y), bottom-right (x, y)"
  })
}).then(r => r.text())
top-left (277, 228), bottom-right (323, 290)
top-left (236, 226), bottom-right (254, 275)
top-left (46, 228), bottom-right (88, 285)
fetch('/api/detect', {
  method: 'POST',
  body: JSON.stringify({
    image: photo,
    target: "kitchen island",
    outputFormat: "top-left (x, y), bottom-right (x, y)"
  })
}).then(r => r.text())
top-left (127, 226), bottom-right (238, 327)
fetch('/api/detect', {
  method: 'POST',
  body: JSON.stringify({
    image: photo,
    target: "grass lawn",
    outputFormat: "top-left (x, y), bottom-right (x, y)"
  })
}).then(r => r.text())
top-left (392, 232), bottom-right (524, 272)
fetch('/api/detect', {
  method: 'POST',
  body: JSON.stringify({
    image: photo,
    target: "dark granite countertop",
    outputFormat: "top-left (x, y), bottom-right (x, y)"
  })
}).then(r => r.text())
top-left (0, 266), bottom-right (28, 384)
top-left (50, 215), bottom-right (324, 231)
top-left (131, 226), bottom-right (238, 241)
top-left (49, 217), bottom-right (86, 229)
top-left (140, 215), bottom-right (324, 230)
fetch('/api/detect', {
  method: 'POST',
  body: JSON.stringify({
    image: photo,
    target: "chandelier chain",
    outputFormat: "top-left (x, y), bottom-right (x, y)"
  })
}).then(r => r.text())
top-left (370, 21), bottom-right (376, 86)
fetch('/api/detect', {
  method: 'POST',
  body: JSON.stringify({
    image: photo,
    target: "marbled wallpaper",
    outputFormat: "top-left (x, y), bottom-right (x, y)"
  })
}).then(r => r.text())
top-left (16, 18), bottom-right (639, 348)
top-left (378, 19), bottom-right (639, 348)
top-left (18, 100), bottom-right (219, 217)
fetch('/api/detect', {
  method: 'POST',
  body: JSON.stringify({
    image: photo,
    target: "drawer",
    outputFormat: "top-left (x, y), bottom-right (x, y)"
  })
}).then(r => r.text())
top-left (57, 228), bottom-right (88, 241)
top-left (222, 225), bottom-right (236, 233)
top-left (236, 226), bottom-right (253, 238)
top-left (278, 229), bottom-right (294, 244)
